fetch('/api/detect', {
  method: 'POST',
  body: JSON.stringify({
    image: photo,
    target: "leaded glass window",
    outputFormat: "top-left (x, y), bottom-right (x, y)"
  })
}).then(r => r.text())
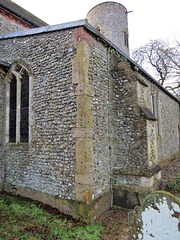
top-left (20, 70), bottom-right (29, 143)
top-left (9, 75), bottom-right (17, 142)
top-left (7, 65), bottom-right (30, 143)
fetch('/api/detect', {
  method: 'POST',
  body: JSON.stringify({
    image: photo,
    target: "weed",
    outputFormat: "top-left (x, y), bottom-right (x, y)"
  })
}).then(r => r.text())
top-left (167, 174), bottom-right (180, 197)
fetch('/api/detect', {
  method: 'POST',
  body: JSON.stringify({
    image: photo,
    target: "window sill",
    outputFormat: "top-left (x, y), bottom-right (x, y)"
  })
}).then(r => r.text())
top-left (5, 142), bottom-right (30, 150)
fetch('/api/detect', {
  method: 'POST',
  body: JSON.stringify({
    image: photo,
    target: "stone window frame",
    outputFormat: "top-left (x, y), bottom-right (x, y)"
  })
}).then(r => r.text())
top-left (151, 88), bottom-right (161, 137)
top-left (4, 62), bottom-right (33, 144)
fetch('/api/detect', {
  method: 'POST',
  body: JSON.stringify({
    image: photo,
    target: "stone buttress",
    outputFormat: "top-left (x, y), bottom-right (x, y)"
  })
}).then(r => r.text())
top-left (72, 27), bottom-right (111, 220)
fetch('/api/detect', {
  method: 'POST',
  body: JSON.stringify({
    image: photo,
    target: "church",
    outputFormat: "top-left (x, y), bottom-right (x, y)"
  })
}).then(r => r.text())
top-left (0, 0), bottom-right (179, 221)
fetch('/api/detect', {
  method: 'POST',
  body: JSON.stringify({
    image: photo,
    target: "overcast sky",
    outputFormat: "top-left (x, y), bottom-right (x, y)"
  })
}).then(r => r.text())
top-left (12, 0), bottom-right (180, 51)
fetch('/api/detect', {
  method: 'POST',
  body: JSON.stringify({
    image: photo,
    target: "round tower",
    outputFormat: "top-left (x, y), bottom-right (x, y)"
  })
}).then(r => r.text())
top-left (87, 1), bottom-right (129, 56)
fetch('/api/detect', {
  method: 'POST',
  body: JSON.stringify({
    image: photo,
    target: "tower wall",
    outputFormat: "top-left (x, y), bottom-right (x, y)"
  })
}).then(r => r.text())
top-left (87, 1), bottom-right (129, 56)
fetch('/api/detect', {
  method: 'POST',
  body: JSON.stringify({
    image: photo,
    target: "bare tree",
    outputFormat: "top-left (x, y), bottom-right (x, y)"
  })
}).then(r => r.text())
top-left (132, 40), bottom-right (180, 95)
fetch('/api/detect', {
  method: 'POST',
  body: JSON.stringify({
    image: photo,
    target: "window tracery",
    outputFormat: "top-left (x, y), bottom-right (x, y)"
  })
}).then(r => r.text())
top-left (5, 63), bottom-right (31, 144)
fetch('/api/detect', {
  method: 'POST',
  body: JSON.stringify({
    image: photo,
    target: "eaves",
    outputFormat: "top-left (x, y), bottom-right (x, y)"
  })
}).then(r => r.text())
top-left (0, 18), bottom-right (179, 104)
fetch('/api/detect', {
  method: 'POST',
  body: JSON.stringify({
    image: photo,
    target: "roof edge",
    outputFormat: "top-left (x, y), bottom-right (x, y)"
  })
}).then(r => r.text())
top-left (0, 18), bottom-right (179, 104)
top-left (84, 22), bottom-right (180, 104)
top-left (0, 19), bottom-right (87, 39)
top-left (0, 0), bottom-right (48, 26)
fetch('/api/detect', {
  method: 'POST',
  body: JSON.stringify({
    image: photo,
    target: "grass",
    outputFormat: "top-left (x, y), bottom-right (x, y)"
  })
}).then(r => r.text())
top-left (166, 174), bottom-right (180, 198)
top-left (0, 192), bottom-right (102, 240)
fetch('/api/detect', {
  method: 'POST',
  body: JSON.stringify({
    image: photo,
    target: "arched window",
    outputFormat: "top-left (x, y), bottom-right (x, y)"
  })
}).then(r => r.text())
top-left (5, 63), bottom-right (32, 144)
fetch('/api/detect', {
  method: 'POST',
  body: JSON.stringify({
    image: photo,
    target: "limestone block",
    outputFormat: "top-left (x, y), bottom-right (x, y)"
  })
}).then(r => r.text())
top-left (76, 95), bottom-right (93, 128)
top-left (76, 138), bottom-right (93, 161)
top-left (73, 127), bottom-right (93, 138)
top-left (75, 173), bottom-right (95, 185)
top-left (75, 173), bottom-right (96, 201)
top-left (82, 190), bottom-right (93, 203)
top-left (75, 82), bottom-right (95, 97)
top-left (72, 42), bottom-right (89, 84)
